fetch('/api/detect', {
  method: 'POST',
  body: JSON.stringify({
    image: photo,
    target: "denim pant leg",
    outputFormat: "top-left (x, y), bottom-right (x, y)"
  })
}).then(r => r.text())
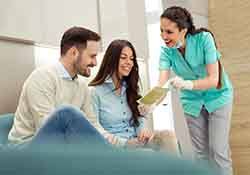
top-left (30, 105), bottom-right (107, 147)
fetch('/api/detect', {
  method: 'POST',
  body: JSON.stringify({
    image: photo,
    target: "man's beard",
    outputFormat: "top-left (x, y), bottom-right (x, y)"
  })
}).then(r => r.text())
top-left (75, 55), bottom-right (94, 77)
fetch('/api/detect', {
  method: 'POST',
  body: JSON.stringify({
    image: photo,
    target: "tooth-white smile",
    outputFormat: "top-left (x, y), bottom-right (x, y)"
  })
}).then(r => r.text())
top-left (123, 67), bottom-right (130, 70)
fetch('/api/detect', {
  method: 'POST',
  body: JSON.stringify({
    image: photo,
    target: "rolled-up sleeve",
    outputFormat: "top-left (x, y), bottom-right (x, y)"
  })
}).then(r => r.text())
top-left (90, 88), bottom-right (128, 147)
top-left (159, 46), bottom-right (172, 70)
top-left (135, 117), bottom-right (150, 135)
top-left (203, 32), bottom-right (221, 64)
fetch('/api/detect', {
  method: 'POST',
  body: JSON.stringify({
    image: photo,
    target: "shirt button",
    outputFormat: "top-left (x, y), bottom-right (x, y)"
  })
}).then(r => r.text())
top-left (123, 112), bottom-right (126, 115)
top-left (126, 129), bottom-right (129, 132)
top-left (121, 101), bottom-right (123, 104)
top-left (122, 120), bottom-right (126, 123)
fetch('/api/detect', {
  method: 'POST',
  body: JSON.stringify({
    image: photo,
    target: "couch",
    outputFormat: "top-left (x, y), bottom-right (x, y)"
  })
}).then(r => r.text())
top-left (0, 113), bottom-right (218, 175)
top-left (0, 113), bottom-right (14, 146)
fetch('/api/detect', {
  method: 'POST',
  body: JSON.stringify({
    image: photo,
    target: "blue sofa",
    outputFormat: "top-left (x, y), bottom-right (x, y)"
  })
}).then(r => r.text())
top-left (0, 113), bottom-right (14, 145)
top-left (0, 113), bottom-right (217, 175)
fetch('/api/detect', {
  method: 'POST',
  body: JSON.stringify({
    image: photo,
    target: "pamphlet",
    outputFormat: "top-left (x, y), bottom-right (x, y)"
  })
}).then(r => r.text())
top-left (137, 87), bottom-right (168, 105)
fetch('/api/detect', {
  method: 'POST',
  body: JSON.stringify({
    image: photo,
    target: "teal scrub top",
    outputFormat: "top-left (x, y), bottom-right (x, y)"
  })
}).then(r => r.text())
top-left (159, 32), bottom-right (233, 117)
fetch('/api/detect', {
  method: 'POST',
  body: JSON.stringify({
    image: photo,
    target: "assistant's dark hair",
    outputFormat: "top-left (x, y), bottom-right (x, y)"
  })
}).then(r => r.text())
top-left (161, 6), bottom-right (222, 89)
top-left (60, 26), bottom-right (101, 56)
top-left (89, 39), bottom-right (142, 127)
top-left (161, 6), bottom-right (215, 39)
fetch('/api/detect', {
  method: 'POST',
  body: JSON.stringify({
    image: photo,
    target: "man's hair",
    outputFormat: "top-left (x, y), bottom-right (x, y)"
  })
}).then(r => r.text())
top-left (60, 26), bottom-right (101, 55)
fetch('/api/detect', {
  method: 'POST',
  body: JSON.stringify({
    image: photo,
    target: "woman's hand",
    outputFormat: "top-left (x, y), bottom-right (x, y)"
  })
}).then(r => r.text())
top-left (126, 138), bottom-right (144, 148)
top-left (138, 104), bottom-right (156, 116)
top-left (106, 133), bottom-right (119, 145)
top-left (137, 128), bottom-right (154, 144)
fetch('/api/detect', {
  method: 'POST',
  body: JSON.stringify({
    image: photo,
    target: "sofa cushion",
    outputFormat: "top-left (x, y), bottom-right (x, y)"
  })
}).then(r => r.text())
top-left (0, 113), bottom-right (14, 145)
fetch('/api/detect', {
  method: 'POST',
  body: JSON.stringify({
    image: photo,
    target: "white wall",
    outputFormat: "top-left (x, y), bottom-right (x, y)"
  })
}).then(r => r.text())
top-left (0, 40), bottom-right (35, 114)
top-left (0, 0), bottom-right (100, 46)
top-left (98, 0), bottom-right (149, 59)
top-left (0, 0), bottom-right (42, 41)
top-left (98, 0), bottom-right (129, 50)
top-left (39, 0), bottom-right (99, 46)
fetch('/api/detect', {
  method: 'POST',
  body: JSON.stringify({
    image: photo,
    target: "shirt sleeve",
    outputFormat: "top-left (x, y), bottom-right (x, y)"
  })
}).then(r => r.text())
top-left (203, 32), bottom-right (221, 64)
top-left (89, 87), bottom-right (128, 147)
top-left (81, 86), bottom-right (108, 136)
top-left (25, 69), bottom-right (56, 130)
top-left (90, 87), bottom-right (101, 125)
top-left (135, 116), bottom-right (150, 135)
top-left (159, 46), bottom-right (172, 70)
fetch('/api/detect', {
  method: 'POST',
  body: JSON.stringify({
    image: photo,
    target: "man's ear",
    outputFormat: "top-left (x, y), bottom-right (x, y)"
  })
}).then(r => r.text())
top-left (69, 46), bottom-right (79, 58)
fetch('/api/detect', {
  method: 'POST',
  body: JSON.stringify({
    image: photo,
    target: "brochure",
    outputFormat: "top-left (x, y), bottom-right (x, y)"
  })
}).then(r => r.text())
top-left (138, 87), bottom-right (168, 105)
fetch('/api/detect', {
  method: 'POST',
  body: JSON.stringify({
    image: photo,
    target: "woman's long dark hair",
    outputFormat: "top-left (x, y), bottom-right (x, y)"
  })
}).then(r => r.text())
top-left (89, 39), bottom-right (142, 127)
top-left (161, 6), bottom-right (222, 89)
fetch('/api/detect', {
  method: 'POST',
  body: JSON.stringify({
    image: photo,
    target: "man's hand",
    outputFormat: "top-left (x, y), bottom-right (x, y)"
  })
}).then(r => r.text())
top-left (169, 76), bottom-right (193, 90)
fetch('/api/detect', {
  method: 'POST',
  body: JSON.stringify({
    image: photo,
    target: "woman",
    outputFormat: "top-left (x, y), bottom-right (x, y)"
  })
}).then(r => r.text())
top-left (89, 39), bottom-right (177, 152)
top-left (158, 6), bottom-right (233, 175)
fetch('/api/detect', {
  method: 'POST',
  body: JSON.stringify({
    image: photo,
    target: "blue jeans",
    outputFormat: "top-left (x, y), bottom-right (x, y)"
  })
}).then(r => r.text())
top-left (29, 105), bottom-right (108, 148)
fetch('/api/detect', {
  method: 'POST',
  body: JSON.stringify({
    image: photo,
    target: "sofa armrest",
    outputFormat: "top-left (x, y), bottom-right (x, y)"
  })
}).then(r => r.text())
top-left (0, 113), bottom-right (14, 145)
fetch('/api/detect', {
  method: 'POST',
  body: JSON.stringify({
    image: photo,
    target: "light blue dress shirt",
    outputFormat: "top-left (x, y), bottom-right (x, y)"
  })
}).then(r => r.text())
top-left (56, 61), bottom-right (78, 80)
top-left (159, 32), bottom-right (233, 117)
top-left (90, 77), bottom-right (145, 146)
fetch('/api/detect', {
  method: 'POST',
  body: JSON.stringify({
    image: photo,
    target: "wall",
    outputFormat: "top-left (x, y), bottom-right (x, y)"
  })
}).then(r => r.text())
top-left (0, 0), bottom-right (42, 42)
top-left (98, 0), bottom-right (149, 59)
top-left (39, 0), bottom-right (99, 46)
top-left (0, 40), bottom-right (34, 114)
top-left (209, 1), bottom-right (250, 174)
top-left (0, 0), bottom-right (99, 45)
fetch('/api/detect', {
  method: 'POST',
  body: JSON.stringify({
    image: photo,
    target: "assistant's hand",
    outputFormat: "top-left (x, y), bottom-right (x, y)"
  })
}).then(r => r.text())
top-left (169, 76), bottom-right (193, 90)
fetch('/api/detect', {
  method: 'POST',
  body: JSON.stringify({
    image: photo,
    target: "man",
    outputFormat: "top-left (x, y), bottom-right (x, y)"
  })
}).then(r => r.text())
top-left (8, 26), bottom-right (113, 147)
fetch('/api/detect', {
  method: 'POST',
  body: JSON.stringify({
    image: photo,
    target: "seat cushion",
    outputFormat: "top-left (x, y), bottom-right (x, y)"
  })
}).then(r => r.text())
top-left (0, 113), bottom-right (14, 145)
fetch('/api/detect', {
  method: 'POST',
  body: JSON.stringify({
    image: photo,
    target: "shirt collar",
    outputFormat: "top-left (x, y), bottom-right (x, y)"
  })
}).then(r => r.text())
top-left (56, 61), bottom-right (78, 80)
top-left (104, 76), bottom-right (113, 84)
top-left (104, 76), bottom-right (127, 95)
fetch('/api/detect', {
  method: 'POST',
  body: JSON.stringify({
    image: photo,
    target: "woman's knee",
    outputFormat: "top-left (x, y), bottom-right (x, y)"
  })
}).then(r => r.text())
top-left (153, 130), bottom-right (179, 154)
top-left (154, 130), bottom-right (177, 140)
